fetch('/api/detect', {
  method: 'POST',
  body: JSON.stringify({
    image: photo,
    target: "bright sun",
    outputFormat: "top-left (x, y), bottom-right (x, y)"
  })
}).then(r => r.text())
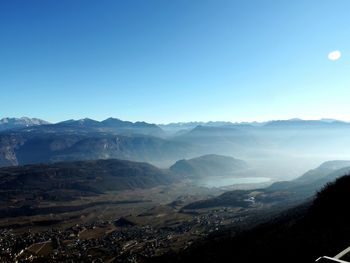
top-left (328, 50), bottom-right (341, 61)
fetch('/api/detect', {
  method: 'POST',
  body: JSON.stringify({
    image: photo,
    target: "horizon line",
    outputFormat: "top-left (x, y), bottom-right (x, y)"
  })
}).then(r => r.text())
top-left (1, 116), bottom-right (349, 126)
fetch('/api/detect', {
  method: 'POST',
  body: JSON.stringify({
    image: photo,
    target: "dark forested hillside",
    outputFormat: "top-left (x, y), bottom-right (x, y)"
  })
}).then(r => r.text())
top-left (0, 159), bottom-right (174, 203)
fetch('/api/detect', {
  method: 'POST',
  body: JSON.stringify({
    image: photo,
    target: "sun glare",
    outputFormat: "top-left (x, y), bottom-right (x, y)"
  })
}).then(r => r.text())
top-left (328, 50), bottom-right (342, 61)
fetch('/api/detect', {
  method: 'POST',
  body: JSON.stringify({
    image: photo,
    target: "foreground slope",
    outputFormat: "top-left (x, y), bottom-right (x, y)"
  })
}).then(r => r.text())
top-left (155, 174), bottom-right (350, 263)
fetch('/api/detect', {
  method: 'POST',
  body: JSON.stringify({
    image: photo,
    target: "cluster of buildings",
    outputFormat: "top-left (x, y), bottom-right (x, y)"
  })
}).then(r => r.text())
top-left (0, 207), bottom-right (249, 262)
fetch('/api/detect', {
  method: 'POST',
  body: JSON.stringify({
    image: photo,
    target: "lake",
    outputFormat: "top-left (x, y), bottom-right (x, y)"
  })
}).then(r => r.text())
top-left (197, 177), bottom-right (272, 188)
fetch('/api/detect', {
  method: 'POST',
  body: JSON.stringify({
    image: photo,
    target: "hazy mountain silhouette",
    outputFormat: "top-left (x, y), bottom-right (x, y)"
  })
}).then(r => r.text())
top-left (0, 132), bottom-right (192, 167)
top-left (170, 154), bottom-right (247, 178)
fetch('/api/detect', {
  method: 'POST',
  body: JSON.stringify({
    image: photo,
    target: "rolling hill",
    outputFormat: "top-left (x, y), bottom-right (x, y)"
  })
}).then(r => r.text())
top-left (169, 154), bottom-right (247, 178)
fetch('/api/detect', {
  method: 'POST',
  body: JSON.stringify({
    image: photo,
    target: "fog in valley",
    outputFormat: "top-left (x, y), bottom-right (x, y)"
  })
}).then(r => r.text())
top-left (1, 0), bottom-right (350, 262)
top-left (161, 120), bottom-right (350, 183)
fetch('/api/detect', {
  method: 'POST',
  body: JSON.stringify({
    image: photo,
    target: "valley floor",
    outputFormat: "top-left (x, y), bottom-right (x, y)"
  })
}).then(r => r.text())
top-left (0, 181), bottom-right (275, 262)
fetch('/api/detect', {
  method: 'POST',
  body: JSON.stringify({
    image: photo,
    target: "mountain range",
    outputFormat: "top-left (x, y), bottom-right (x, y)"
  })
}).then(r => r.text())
top-left (0, 132), bottom-right (192, 167)
top-left (2, 116), bottom-right (350, 179)
top-left (2, 117), bottom-right (349, 133)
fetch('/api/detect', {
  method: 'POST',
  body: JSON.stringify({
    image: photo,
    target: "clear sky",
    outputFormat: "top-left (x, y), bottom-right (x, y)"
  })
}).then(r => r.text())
top-left (1, 0), bottom-right (350, 124)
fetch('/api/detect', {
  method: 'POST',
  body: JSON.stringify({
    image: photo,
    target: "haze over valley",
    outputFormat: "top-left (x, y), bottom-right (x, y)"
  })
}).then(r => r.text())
top-left (1, 116), bottom-right (350, 261)
top-left (2, 117), bottom-right (350, 181)
top-left (1, 0), bottom-right (350, 262)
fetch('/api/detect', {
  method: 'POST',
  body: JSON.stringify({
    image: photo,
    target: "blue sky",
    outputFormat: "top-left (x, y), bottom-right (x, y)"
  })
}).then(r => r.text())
top-left (1, 0), bottom-right (349, 123)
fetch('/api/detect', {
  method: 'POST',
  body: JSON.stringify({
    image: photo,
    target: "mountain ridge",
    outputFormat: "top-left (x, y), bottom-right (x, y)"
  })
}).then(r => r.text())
top-left (0, 117), bottom-right (50, 131)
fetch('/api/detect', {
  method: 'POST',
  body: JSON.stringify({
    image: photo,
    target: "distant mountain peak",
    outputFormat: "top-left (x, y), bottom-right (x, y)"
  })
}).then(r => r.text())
top-left (0, 117), bottom-right (50, 131)
top-left (77, 118), bottom-right (99, 124)
top-left (102, 117), bottom-right (134, 125)
top-left (102, 117), bottom-right (123, 122)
